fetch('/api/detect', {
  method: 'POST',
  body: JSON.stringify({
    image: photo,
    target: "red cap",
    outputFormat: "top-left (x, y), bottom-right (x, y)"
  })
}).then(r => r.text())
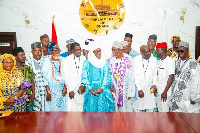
top-left (156, 42), bottom-right (167, 49)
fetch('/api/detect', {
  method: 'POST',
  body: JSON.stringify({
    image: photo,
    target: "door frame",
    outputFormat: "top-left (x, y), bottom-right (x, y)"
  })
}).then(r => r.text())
top-left (195, 26), bottom-right (200, 60)
top-left (0, 32), bottom-right (17, 54)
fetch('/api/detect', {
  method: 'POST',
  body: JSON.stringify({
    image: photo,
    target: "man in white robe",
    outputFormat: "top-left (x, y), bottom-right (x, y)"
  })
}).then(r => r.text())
top-left (63, 42), bottom-right (86, 111)
top-left (156, 42), bottom-right (175, 112)
top-left (133, 45), bottom-right (157, 112)
top-left (171, 41), bottom-right (200, 113)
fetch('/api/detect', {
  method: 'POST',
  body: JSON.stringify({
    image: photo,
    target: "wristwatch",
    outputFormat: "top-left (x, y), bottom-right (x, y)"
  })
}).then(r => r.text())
top-left (14, 96), bottom-right (18, 100)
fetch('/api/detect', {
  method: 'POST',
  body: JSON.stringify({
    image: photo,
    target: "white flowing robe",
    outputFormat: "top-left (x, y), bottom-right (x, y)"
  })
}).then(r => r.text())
top-left (133, 55), bottom-right (157, 111)
top-left (63, 54), bottom-right (86, 111)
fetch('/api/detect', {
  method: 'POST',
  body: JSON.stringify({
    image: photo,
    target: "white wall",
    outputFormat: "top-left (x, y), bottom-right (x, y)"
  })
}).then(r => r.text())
top-left (0, 0), bottom-right (200, 58)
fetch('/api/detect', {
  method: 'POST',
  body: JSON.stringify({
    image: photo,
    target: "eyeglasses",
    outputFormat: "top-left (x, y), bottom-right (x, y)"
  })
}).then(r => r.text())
top-left (178, 50), bottom-right (185, 53)
top-left (3, 61), bottom-right (14, 64)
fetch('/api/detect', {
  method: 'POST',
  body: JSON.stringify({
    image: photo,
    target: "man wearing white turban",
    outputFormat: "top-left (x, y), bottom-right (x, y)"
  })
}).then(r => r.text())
top-left (81, 41), bottom-right (114, 112)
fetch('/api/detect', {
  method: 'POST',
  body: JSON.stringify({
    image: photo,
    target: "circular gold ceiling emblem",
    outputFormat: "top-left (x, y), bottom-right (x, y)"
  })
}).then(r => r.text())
top-left (79, 0), bottom-right (125, 36)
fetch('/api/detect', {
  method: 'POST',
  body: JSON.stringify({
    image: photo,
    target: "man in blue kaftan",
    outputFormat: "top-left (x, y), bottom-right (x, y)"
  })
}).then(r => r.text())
top-left (42, 42), bottom-right (67, 111)
top-left (81, 42), bottom-right (114, 112)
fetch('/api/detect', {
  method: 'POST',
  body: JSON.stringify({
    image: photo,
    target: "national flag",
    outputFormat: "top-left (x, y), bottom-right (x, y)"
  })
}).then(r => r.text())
top-left (51, 17), bottom-right (58, 43)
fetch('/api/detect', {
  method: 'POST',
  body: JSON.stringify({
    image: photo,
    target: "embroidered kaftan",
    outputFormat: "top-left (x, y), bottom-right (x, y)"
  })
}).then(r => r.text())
top-left (81, 60), bottom-right (114, 112)
top-left (26, 56), bottom-right (46, 111)
top-left (41, 56), bottom-right (67, 111)
top-left (171, 59), bottom-right (200, 113)
top-left (109, 54), bottom-right (133, 112)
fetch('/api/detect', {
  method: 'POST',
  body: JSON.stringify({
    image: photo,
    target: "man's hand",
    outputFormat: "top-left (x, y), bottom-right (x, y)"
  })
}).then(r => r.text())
top-left (79, 85), bottom-right (85, 94)
top-left (90, 89), bottom-right (98, 96)
top-left (150, 85), bottom-right (157, 96)
top-left (190, 100), bottom-right (196, 105)
top-left (96, 88), bottom-right (103, 94)
top-left (110, 88), bottom-right (114, 93)
top-left (150, 85), bottom-right (156, 93)
top-left (62, 85), bottom-right (67, 97)
top-left (30, 93), bottom-right (35, 102)
top-left (138, 90), bottom-right (144, 98)
top-left (161, 91), bottom-right (167, 102)
top-left (46, 91), bottom-right (51, 101)
top-left (110, 88), bottom-right (115, 98)
top-left (154, 89), bottom-right (158, 97)
top-left (69, 91), bottom-right (75, 99)
top-left (9, 96), bottom-right (15, 101)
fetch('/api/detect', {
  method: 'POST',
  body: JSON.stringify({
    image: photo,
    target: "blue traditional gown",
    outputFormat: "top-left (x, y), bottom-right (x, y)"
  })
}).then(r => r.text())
top-left (41, 57), bottom-right (67, 111)
top-left (81, 60), bottom-right (114, 112)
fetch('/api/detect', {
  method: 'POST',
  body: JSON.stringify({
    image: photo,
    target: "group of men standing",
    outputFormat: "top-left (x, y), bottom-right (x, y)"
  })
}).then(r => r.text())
top-left (9, 33), bottom-right (200, 113)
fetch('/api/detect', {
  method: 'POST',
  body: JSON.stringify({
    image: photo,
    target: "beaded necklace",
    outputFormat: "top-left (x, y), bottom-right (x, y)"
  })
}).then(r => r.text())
top-left (142, 59), bottom-right (149, 77)
top-left (74, 55), bottom-right (80, 74)
top-left (51, 56), bottom-right (62, 81)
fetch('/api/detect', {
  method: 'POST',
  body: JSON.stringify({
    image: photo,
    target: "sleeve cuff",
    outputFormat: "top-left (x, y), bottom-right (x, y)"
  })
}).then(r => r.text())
top-left (19, 81), bottom-right (32, 90)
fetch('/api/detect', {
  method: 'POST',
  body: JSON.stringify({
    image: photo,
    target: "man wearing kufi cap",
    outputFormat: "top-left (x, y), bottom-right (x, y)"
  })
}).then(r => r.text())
top-left (60, 38), bottom-right (75, 58)
top-left (25, 42), bottom-right (46, 111)
top-left (171, 35), bottom-right (181, 49)
top-left (40, 34), bottom-right (50, 56)
top-left (46, 42), bottom-right (60, 54)
top-left (109, 41), bottom-right (134, 112)
top-left (171, 41), bottom-right (200, 113)
top-left (147, 34), bottom-right (157, 53)
top-left (166, 35), bottom-right (181, 62)
top-left (147, 34), bottom-right (160, 60)
top-left (63, 42), bottom-right (86, 111)
top-left (81, 41), bottom-right (114, 112)
top-left (41, 42), bottom-right (67, 111)
top-left (12, 47), bottom-right (36, 111)
top-left (123, 33), bottom-right (138, 58)
top-left (156, 42), bottom-right (175, 112)
top-left (167, 35), bottom-right (191, 62)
